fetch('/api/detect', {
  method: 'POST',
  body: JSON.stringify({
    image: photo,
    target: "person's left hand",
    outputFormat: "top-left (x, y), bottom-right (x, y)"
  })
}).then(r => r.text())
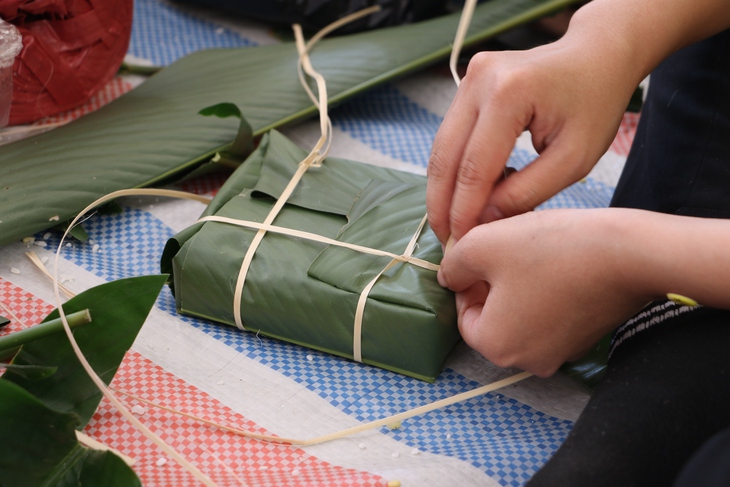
top-left (437, 208), bottom-right (655, 377)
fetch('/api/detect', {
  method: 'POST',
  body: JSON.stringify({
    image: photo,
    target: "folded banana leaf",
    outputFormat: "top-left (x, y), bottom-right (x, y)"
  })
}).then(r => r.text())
top-left (162, 130), bottom-right (457, 381)
top-left (0, 0), bottom-right (577, 247)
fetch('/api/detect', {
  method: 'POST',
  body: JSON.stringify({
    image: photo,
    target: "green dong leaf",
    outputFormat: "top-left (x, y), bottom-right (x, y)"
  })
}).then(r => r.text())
top-left (0, 0), bottom-right (578, 246)
top-left (0, 380), bottom-right (141, 487)
top-left (2, 275), bottom-right (167, 426)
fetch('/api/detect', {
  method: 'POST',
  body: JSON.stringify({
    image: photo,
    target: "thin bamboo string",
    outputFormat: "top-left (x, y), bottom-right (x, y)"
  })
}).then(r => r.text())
top-left (25, 251), bottom-right (75, 298)
top-left (446, 0), bottom-right (492, 254)
top-left (353, 259), bottom-right (399, 362)
top-left (229, 21), bottom-right (337, 331)
top-left (449, 0), bottom-right (478, 86)
top-left (50, 188), bottom-right (222, 487)
top-left (0, 301), bottom-right (26, 328)
top-left (197, 216), bottom-right (439, 271)
top-left (352, 214), bottom-right (430, 362)
top-left (296, 6), bottom-right (382, 156)
top-left (112, 371), bottom-right (532, 447)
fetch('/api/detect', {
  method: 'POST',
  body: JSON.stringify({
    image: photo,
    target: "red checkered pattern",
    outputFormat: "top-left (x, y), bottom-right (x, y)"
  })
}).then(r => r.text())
top-left (2, 278), bottom-right (383, 485)
top-left (0, 278), bottom-right (55, 334)
top-left (175, 172), bottom-right (229, 198)
top-left (87, 351), bottom-right (385, 487)
top-left (609, 112), bottom-right (640, 157)
top-left (32, 77), bottom-right (135, 126)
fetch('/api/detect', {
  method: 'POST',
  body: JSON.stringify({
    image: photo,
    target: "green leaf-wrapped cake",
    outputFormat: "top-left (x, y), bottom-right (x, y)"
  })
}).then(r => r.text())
top-left (162, 130), bottom-right (459, 381)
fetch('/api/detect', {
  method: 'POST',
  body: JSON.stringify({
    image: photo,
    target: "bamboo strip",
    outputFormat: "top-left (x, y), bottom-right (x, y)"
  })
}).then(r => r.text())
top-left (352, 215), bottom-right (430, 361)
top-left (450, 0), bottom-right (478, 86)
top-left (112, 371), bottom-right (532, 447)
top-left (25, 251), bottom-right (75, 298)
top-left (52, 191), bottom-right (222, 487)
top-left (197, 216), bottom-right (439, 271)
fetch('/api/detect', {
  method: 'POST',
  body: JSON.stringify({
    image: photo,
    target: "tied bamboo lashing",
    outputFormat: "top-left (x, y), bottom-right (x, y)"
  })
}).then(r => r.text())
top-left (49, 188), bottom-right (222, 487)
top-left (218, 5), bottom-right (440, 365)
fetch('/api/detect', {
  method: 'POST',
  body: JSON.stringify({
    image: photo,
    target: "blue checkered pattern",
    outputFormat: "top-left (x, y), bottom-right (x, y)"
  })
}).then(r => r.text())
top-left (506, 147), bottom-right (616, 210)
top-left (44, 207), bottom-right (572, 486)
top-left (129, 0), bottom-right (256, 66)
top-left (332, 85), bottom-right (443, 168)
top-left (178, 303), bottom-right (572, 486)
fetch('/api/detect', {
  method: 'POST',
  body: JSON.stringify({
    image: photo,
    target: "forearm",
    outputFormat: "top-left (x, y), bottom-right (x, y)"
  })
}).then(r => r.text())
top-left (615, 210), bottom-right (730, 310)
top-left (565, 0), bottom-right (730, 88)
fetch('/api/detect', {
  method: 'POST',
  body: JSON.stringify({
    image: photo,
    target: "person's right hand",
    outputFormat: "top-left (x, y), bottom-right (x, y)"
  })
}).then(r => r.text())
top-left (426, 13), bottom-right (642, 244)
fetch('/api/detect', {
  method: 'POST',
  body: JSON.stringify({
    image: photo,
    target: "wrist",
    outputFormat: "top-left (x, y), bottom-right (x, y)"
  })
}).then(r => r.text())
top-left (597, 209), bottom-right (665, 304)
top-left (563, 2), bottom-right (656, 88)
top-left (610, 210), bottom-right (730, 310)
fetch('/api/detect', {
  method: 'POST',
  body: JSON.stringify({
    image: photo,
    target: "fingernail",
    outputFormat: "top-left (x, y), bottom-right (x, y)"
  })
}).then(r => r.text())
top-left (480, 205), bottom-right (505, 223)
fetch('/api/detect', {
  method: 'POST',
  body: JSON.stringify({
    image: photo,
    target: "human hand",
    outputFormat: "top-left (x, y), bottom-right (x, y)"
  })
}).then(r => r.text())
top-left (427, 18), bottom-right (641, 244)
top-left (437, 209), bottom-right (654, 377)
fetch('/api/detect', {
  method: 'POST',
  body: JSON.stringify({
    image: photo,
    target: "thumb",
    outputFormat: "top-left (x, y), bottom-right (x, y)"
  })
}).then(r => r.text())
top-left (437, 229), bottom-right (491, 292)
top-left (455, 282), bottom-right (489, 347)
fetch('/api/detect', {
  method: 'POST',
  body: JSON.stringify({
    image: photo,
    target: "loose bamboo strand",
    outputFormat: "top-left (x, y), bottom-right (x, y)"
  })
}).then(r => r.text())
top-left (0, 301), bottom-right (26, 329)
top-left (305, 6), bottom-right (382, 51)
top-left (230, 20), bottom-right (343, 330)
top-left (52, 190), bottom-right (221, 487)
top-left (450, 0), bottom-right (478, 86)
top-left (301, 371), bottom-right (532, 446)
top-left (293, 23), bottom-right (331, 163)
top-left (113, 371), bottom-right (532, 447)
top-left (111, 387), bottom-right (301, 445)
top-left (25, 251), bottom-right (75, 298)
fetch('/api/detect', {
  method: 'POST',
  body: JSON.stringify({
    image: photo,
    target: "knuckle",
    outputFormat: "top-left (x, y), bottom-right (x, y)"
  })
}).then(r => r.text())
top-left (462, 53), bottom-right (526, 99)
top-left (427, 148), bottom-right (450, 181)
top-left (455, 156), bottom-right (488, 188)
top-left (463, 51), bottom-right (493, 79)
top-left (498, 184), bottom-right (539, 215)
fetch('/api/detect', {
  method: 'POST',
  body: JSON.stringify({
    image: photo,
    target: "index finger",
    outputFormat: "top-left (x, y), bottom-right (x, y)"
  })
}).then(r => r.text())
top-left (427, 91), bottom-right (477, 245)
top-left (448, 104), bottom-right (525, 240)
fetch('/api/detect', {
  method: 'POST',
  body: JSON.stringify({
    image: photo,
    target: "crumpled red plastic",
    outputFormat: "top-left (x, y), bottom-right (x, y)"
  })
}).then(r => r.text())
top-left (0, 0), bottom-right (133, 125)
